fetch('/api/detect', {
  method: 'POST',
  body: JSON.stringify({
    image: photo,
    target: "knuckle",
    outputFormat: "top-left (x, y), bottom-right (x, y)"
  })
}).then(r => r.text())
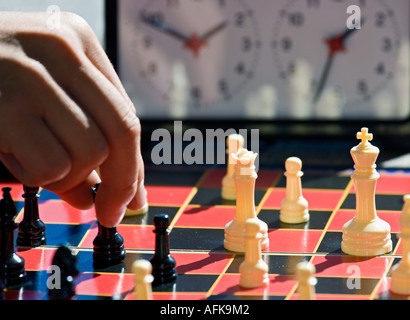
top-left (60, 12), bottom-right (97, 43)
top-left (28, 156), bottom-right (71, 187)
top-left (118, 112), bottom-right (141, 143)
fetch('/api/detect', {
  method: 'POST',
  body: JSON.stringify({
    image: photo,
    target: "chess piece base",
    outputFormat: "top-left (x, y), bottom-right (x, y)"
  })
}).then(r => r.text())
top-left (0, 254), bottom-right (26, 288)
top-left (17, 219), bottom-right (46, 247)
top-left (224, 219), bottom-right (269, 252)
top-left (93, 228), bottom-right (126, 267)
top-left (280, 197), bottom-right (309, 224)
top-left (239, 261), bottom-right (269, 289)
top-left (151, 264), bottom-right (177, 286)
top-left (341, 217), bottom-right (392, 256)
top-left (390, 264), bottom-right (410, 296)
top-left (124, 203), bottom-right (149, 217)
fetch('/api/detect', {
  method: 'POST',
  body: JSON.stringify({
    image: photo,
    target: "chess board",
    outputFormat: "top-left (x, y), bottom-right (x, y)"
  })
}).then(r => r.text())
top-left (1, 165), bottom-right (409, 300)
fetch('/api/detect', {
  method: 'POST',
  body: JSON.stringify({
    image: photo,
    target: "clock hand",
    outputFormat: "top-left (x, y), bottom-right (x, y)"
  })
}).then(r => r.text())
top-left (183, 21), bottom-right (228, 58)
top-left (313, 20), bottom-right (364, 104)
top-left (140, 12), bottom-right (207, 58)
top-left (200, 21), bottom-right (228, 42)
top-left (140, 12), bottom-right (190, 43)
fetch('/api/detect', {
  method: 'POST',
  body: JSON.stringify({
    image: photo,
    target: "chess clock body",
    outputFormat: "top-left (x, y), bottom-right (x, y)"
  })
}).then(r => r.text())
top-left (114, 0), bottom-right (410, 120)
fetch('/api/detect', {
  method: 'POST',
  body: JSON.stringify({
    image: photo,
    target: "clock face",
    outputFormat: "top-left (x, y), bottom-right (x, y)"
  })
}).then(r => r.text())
top-left (119, 0), bottom-right (261, 119)
top-left (117, 0), bottom-right (410, 120)
top-left (271, 0), bottom-right (405, 120)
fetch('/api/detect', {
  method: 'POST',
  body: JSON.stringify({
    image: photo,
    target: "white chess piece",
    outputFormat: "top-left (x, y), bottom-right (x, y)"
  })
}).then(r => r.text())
top-left (239, 218), bottom-right (269, 288)
top-left (341, 128), bottom-right (392, 256)
top-left (390, 195), bottom-right (410, 295)
top-left (132, 259), bottom-right (154, 300)
top-left (280, 157), bottom-right (309, 224)
top-left (296, 261), bottom-right (317, 300)
top-left (221, 134), bottom-right (244, 200)
top-left (224, 148), bottom-right (269, 252)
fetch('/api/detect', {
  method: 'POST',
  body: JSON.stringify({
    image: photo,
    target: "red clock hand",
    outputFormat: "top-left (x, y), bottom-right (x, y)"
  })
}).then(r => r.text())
top-left (184, 21), bottom-right (228, 58)
top-left (184, 33), bottom-right (207, 58)
top-left (313, 23), bottom-right (363, 103)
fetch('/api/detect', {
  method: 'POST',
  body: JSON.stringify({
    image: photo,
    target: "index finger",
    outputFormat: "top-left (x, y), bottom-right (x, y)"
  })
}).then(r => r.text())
top-left (61, 58), bottom-right (145, 227)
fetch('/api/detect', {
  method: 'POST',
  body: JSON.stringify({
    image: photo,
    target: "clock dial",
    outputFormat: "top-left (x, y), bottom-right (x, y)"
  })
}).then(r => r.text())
top-left (271, 0), bottom-right (403, 119)
top-left (123, 0), bottom-right (261, 118)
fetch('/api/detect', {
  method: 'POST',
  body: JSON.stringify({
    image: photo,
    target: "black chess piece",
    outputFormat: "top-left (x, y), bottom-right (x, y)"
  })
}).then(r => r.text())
top-left (17, 185), bottom-right (46, 247)
top-left (0, 187), bottom-right (26, 288)
top-left (91, 183), bottom-right (126, 267)
top-left (48, 245), bottom-right (79, 300)
top-left (150, 214), bottom-right (176, 285)
top-left (93, 222), bottom-right (126, 267)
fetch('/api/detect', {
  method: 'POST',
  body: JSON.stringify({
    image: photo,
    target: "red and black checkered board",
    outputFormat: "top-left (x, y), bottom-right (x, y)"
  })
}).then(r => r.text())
top-left (2, 166), bottom-right (410, 300)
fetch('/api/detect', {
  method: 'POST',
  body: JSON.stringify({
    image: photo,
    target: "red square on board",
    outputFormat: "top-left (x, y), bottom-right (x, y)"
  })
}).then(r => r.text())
top-left (303, 189), bottom-right (345, 210)
top-left (0, 183), bottom-right (24, 201)
top-left (199, 169), bottom-right (281, 189)
top-left (375, 174), bottom-right (410, 194)
top-left (328, 210), bottom-right (401, 233)
top-left (78, 224), bottom-right (155, 250)
top-left (75, 272), bottom-right (134, 296)
top-left (262, 189), bottom-right (344, 211)
top-left (267, 229), bottom-right (322, 253)
top-left (16, 200), bottom-right (96, 225)
top-left (310, 255), bottom-right (393, 278)
top-left (210, 274), bottom-right (296, 296)
top-left (174, 205), bottom-right (235, 228)
top-left (17, 247), bottom-right (57, 271)
top-left (124, 292), bottom-right (207, 300)
top-left (146, 186), bottom-right (194, 206)
top-left (174, 252), bottom-right (234, 275)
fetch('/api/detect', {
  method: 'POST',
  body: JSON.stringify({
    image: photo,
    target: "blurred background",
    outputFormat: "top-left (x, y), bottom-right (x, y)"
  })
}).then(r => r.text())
top-left (0, 0), bottom-right (105, 45)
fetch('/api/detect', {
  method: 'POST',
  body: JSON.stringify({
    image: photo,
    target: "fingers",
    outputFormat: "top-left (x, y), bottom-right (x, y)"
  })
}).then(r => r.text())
top-left (0, 13), bottom-right (145, 227)
top-left (56, 170), bottom-right (101, 210)
top-left (0, 103), bottom-right (71, 186)
top-left (0, 53), bottom-right (109, 193)
top-left (22, 33), bottom-right (142, 227)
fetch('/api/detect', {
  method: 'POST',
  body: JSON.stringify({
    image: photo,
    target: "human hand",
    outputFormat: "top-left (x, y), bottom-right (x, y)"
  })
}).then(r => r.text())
top-left (0, 12), bottom-right (147, 227)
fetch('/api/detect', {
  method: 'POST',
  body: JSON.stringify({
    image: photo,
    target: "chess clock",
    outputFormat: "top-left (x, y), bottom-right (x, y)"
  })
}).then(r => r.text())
top-left (271, 0), bottom-right (408, 120)
top-left (115, 0), bottom-right (261, 119)
top-left (109, 0), bottom-right (410, 121)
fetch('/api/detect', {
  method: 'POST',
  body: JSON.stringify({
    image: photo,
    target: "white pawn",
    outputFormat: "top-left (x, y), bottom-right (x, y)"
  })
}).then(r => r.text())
top-left (132, 259), bottom-right (154, 300)
top-left (239, 218), bottom-right (269, 289)
top-left (221, 134), bottom-right (244, 200)
top-left (280, 157), bottom-right (309, 224)
top-left (390, 195), bottom-right (410, 295)
top-left (296, 261), bottom-right (317, 300)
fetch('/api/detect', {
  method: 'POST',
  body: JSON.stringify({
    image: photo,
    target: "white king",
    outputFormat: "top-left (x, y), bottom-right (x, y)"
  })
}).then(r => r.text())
top-left (341, 128), bottom-right (392, 256)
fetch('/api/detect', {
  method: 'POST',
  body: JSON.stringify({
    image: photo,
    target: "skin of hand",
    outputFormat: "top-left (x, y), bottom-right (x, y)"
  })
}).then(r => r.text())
top-left (0, 12), bottom-right (147, 228)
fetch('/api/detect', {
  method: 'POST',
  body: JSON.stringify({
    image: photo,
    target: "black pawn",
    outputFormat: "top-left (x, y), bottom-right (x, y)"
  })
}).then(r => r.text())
top-left (150, 214), bottom-right (176, 285)
top-left (48, 245), bottom-right (79, 300)
top-left (0, 187), bottom-right (26, 288)
top-left (17, 186), bottom-right (46, 247)
top-left (91, 183), bottom-right (126, 267)
top-left (93, 222), bottom-right (126, 267)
